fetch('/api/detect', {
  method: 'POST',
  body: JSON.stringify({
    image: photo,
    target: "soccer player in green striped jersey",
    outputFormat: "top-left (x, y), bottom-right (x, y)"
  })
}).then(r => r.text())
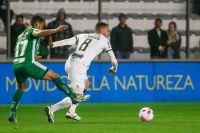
top-left (8, 15), bottom-right (85, 123)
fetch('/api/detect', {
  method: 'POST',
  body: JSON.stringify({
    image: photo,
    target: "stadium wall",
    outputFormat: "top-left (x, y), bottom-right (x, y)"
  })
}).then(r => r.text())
top-left (0, 61), bottom-right (200, 104)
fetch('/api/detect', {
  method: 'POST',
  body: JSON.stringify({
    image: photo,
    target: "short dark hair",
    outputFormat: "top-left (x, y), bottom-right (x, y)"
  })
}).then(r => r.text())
top-left (155, 17), bottom-right (162, 23)
top-left (95, 22), bottom-right (109, 31)
top-left (30, 15), bottom-right (44, 26)
top-left (118, 13), bottom-right (127, 20)
top-left (16, 15), bottom-right (24, 20)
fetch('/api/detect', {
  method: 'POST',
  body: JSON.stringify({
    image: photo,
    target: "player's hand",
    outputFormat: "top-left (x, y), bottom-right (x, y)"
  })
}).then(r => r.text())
top-left (48, 36), bottom-right (53, 48)
top-left (56, 24), bottom-right (68, 32)
top-left (108, 67), bottom-right (116, 74)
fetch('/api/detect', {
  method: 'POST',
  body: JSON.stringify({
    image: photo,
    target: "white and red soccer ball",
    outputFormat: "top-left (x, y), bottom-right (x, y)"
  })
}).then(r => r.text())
top-left (139, 107), bottom-right (154, 122)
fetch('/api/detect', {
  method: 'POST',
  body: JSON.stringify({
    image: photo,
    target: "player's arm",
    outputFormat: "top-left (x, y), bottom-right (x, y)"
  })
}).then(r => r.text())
top-left (106, 50), bottom-right (118, 74)
top-left (48, 36), bottom-right (78, 48)
top-left (33, 25), bottom-right (67, 37)
top-left (104, 40), bottom-right (118, 74)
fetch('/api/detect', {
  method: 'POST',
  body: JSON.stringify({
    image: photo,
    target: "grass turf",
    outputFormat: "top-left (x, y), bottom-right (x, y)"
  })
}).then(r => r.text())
top-left (1, 102), bottom-right (200, 133)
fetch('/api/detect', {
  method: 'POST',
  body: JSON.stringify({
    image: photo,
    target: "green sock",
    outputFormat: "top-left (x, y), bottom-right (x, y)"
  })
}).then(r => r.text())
top-left (10, 89), bottom-right (23, 115)
top-left (53, 77), bottom-right (77, 100)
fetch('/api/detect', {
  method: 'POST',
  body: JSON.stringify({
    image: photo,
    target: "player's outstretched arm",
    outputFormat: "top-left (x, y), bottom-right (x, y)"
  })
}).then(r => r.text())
top-left (49, 36), bottom-right (78, 48)
top-left (107, 50), bottom-right (118, 74)
top-left (33, 24), bottom-right (68, 37)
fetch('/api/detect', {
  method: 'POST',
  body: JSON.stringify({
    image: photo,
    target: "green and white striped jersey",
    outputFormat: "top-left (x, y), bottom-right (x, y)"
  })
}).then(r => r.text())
top-left (13, 28), bottom-right (40, 64)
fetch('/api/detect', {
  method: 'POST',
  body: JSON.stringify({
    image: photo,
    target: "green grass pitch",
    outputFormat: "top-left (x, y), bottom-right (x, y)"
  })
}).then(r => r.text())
top-left (1, 102), bottom-right (200, 133)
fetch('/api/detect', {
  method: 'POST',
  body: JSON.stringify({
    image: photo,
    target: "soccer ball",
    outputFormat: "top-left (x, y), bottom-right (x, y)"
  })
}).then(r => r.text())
top-left (139, 107), bottom-right (154, 122)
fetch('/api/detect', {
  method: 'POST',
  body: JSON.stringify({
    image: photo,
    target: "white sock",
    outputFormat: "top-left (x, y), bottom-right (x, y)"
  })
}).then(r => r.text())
top-left (69, 103), bottom-right (79, 114)
top-left (50, 97), bottom-right (72, 113)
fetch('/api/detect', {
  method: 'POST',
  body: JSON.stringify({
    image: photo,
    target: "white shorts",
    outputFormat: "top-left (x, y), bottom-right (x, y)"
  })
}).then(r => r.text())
top-left (65, 59), bottom-right (88, 94)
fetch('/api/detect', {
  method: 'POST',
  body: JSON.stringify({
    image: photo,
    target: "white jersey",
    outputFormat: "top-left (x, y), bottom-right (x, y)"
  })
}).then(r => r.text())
top-left (53, 33), bottom-right (118, 92)
top-left (68, 33), bottom-right (112, 67)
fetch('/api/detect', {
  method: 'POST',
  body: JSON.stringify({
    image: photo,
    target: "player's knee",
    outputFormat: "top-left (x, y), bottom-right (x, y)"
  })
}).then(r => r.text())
top-left (49, 73), bottom-right (59, 80)
top-left (19, 88), bottom-right (26, 92)
top-left (17, 82), bottom-right (26, 91)
top-left (45, 70), bottom-right (59, 80)
top-left (17, 86), bottom-right (26, 92)
top-left (51, 73), bottom-right (59, 79)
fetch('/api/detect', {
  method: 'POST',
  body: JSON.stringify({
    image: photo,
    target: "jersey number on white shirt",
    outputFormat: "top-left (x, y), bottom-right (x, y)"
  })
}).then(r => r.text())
top-left (79, 38), bottom-right (92, 51)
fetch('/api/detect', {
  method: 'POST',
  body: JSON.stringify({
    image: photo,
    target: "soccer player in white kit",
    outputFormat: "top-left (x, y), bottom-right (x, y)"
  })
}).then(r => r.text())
top-left (45, 22), bottom-right (118, 123)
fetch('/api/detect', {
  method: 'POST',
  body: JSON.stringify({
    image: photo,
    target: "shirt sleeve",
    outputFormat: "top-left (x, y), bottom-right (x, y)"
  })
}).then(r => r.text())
top-left (53, 36), bottom-right (78, 48)
top-left (31, 28), bottom-right (40, 37)
top-left (107, 50), bottom-right (118, 72)
top-left (104, 40), bottom-right (113, 52)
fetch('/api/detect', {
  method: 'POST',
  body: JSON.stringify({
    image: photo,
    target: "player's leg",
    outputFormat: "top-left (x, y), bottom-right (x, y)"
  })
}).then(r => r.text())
top-left (47, 79), bottom-right (88, 122)
top-left (26, 62), bottom-right (83, 102)
top-left (66, 79), bottom-right (90, 120)
top-left (45, 93), bottom-right (88, 123)
top-left (23, 63), bottom-right (74, 123)
top-left (68, 87), bottom-right (90, 114)
top-left (43, 70), bottom-right (78, 101)
top-left (8, 68), bottom-right (27, 122)
top-left (10, 82), bottom-right (26, 114)
top-left (48, 89), bottom-right (84, 122)
top-left (43, 70), bottom-right (76, 123)
top-left (46, 84), bottom-right (89, 122)
top-left (64, 61), bottom-right (90, 120)
top-left (45, 96), bottom-right (73, 123)
top-left (45, 60), bottom-right (89, 123)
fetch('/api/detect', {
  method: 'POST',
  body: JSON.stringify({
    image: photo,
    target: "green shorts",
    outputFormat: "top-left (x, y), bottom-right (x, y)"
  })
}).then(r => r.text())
top-left (14, 61), bottom-right (49, 84)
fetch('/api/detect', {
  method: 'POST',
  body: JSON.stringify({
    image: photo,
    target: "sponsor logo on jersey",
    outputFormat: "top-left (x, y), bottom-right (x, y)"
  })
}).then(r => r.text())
top-left (71, 53), bottom-right (84, 59)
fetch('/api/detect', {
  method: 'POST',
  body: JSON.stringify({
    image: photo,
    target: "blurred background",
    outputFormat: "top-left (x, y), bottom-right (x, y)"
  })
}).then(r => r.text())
top-left (1, 0), bottom-right (200, 104)
top-left (1, 2), bottom-right (200, 132)
top-left (0, 0), bottom-right (200, 60)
